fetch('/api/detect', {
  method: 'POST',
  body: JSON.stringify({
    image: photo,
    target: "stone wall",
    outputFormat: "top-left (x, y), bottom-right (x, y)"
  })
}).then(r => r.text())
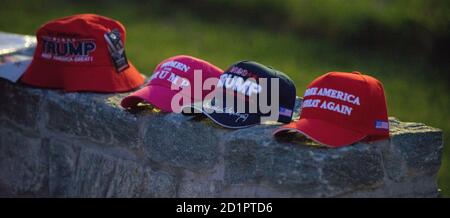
top-left (0, 79), bottom-right (443, 197)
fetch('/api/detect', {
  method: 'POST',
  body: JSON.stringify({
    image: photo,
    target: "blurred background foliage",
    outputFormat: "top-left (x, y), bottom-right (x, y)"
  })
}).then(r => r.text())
top-left (0, 0), bottom-right (449, 196)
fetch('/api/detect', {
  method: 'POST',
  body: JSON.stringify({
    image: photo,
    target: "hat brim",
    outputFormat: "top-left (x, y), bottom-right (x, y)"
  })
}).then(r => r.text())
top-left (181, 100), bottom-right (260, 129)
top-left (20, 59), bottom-right (144, 93)
top-left (273, 118), bottom-right (366, 148)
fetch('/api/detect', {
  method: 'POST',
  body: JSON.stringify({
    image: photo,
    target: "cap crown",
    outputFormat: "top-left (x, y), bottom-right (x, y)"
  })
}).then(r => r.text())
top-left (21, 14), bottom-right (145, 92)
top-left (148, 55), bottom-right (223, 101)
top-left (34, 13), bottom-right (125, 67)
top-left (216, 60), bottom-right (296, 123)
top-left (300, 72), bottom-right (389, 141)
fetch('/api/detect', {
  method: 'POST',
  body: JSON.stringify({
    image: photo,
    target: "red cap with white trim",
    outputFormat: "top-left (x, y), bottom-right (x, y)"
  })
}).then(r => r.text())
top-left (273, 71), bottom-right (389, 147)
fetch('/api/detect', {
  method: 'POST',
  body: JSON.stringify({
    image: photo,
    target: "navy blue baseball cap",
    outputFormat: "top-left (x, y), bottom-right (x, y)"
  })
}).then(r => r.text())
top-left (182, 60), bottom-right (296, 128)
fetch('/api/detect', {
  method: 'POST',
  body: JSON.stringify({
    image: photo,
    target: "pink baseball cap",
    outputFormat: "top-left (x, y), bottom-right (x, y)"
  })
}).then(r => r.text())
top-left (120, 55), bottom-right (223, 112)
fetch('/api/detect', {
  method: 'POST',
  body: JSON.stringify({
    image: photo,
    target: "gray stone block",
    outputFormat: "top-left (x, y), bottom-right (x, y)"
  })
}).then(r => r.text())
top-left (223, 125), bottom-right (385, 197)
top-left (319, 144), bottom-right (384, 195)
top-left (44, 91), bottom-right (140, 147)
top-left (0, 127), bottom-right (48, 197)
top-left (0, 79), bottom-right (444, 198)
top-left (389, 118), bottom-right (443, 177)
top-left (48, 139), bottom-right (80, 197)
top-left (48, 139), bottom-right (176, 197)
top-left (142, 113), bottom-right (224, 172)
top-left (0, 81), bottom-right (44, 130)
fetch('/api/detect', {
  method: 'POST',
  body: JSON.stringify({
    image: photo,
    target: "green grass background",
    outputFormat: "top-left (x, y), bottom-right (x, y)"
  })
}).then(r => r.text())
top-left (0, 0), bottom-right (448, 196)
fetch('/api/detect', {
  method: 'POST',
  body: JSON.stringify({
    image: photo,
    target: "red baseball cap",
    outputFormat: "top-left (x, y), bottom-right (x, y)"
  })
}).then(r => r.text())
top-left (273, 71), bottom-right (389, 147)
top-left (20, 14), bottom-right (144, 92)
top-left (120, 55), bottom-right (223, 112)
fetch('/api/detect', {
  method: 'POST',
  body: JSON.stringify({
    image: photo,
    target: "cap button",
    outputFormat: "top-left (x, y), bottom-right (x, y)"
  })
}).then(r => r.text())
top-left (351, 71), bottom-right (362, 75)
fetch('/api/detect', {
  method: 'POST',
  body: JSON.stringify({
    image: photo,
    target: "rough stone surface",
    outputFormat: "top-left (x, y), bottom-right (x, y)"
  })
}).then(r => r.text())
top-left (0, 83), bottom-right (43, 131)
top-left (0, 125), bottom-right (48, 197)
top-left (45, 91), bottom-right (141, 147)
top-left (142, 113), bottom-right (224, 172)
top-left (48, 138), bottom-right (176, 197)
top-left (0, 79), bottom-right (444, 197)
